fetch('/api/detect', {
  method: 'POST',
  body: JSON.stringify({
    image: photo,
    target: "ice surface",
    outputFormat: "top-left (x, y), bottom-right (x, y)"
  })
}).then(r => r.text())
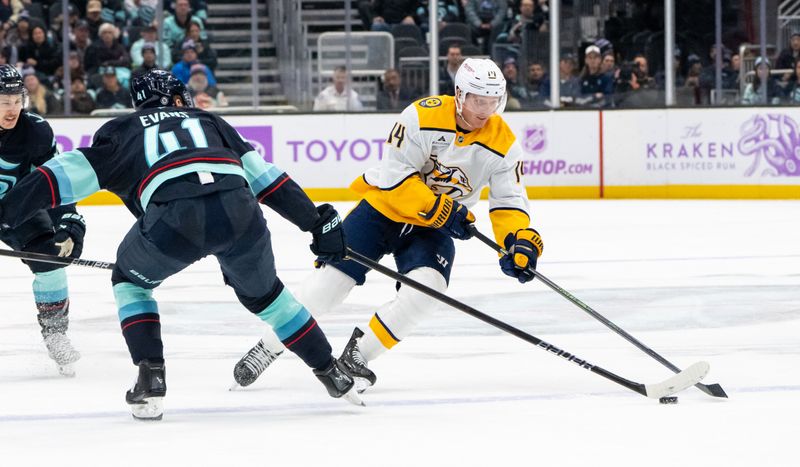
top-left (1, 200), bottom-right (799, 466)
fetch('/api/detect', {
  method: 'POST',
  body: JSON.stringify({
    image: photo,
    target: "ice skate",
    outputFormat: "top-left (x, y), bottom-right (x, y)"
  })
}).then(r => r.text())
top-left (43, 332), bottom-right (80, 377)
top-left (314, 358), bottom-right (364, 406)
top-left (125, 360), bottom-right (167, 421)
top-left (231, 339), bottom-right (283, 389)
top-left (338, 327), bottom-right (376, 393)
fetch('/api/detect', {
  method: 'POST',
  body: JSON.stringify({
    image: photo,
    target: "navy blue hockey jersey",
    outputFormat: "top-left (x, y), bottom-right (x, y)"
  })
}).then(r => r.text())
top-left (0, 107), bottom-right (319, 231)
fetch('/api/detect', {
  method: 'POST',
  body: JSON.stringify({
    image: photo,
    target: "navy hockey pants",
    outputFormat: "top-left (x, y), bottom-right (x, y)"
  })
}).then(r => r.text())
top-left (111, 186), bottom-right (332, 369)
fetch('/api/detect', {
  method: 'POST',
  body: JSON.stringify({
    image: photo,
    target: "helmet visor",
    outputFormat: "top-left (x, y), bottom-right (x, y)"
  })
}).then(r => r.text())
top-left (462, 93), bottom-right (504, 116)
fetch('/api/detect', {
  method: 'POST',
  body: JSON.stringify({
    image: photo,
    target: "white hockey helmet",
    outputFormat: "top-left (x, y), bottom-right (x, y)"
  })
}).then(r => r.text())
top-left (454, 57), bottom-right (507, 117)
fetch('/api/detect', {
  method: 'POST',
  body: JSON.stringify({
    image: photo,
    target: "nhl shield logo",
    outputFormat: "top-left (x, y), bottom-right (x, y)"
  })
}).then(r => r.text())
top-left (523, 126), bottom-right (546, 154)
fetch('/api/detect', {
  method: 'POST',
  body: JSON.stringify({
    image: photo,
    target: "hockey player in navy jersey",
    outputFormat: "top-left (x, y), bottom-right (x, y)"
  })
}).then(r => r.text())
top-left (0, 65), bottom-right (85, 377)
top-left (0, 69), bottom-right (362, 419)
top-left (233, 58), bottom-right (544, 391)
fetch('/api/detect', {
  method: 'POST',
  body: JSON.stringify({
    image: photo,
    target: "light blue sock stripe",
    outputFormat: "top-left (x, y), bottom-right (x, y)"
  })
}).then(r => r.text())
top-left (255, 288), bottom-right (308, 336)
top-left (118, 301), bottom-right (159, 321)
top-left (113, 283), bottom-right (158, 322)
top-left (32, 270), bottom-right (68, 303)
top-left (272, 307), bottom-right (312, 340)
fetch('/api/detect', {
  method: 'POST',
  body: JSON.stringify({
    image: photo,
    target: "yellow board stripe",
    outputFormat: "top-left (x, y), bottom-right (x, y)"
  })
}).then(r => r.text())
top-left (369, 314), bottom-right (400, 350)
top-left (604, 185), bottom-right (800, 199)
top-left (77, 184), bottom-right (800, 206)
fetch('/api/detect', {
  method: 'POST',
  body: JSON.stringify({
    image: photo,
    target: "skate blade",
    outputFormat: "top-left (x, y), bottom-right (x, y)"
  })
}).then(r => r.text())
top-left (341, 388), bottom-right (366, 407)
top-left (353, 377), bottom-right (373, 394)
top-left (57, 364), bottom-right (76, 377)
top-left (130, 397), bottom-right (164, 421)
top-left (228, 381), bottom-right (241, 391)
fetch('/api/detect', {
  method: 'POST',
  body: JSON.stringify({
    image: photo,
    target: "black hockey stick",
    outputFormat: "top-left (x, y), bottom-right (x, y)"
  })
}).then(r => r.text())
top-left (344, 247), bottom-right (709, 399)
top-left (0, 248), bottom-right (114, 270)
top-left (468, 226), bottom-right (728, 399)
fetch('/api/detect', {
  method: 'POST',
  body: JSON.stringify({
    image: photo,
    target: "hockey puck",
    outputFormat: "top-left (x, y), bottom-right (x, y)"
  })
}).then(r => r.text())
top-left (659, 396), bottom-right (678, 404)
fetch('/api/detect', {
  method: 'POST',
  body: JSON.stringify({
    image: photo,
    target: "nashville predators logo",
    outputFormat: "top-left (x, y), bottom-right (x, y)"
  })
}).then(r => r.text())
top-left (423, 156), bottom-right (473, 198)
top-left (419, 97), bottom-right (442, 108)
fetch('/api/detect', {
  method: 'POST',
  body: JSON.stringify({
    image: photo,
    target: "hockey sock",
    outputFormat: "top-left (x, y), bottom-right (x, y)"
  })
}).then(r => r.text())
top-left (114, 282), bottom-right (163, 364)
top-left (257, 265), bottom-right (359, 355)
top-left (33, 269), bottom-right (70, 337)
top-left (359, 267), bottom-right (447, 362)
top-left (255, 285), bottom-right (332, 370)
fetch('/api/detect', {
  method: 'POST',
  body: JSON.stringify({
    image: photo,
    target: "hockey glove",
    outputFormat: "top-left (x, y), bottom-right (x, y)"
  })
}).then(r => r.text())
top-left (310, 204), bottom-right (347, 263)
top-left (53, 212), bottom-right (86, 258)
top-left (419, 194), bottom-right (475, 240)
top-left (499, 228), bottom-right (543, 283)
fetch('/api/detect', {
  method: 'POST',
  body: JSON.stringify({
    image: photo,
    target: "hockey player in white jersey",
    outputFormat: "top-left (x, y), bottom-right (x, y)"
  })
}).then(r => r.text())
top-left (233, 58), bottom-right (544, 390)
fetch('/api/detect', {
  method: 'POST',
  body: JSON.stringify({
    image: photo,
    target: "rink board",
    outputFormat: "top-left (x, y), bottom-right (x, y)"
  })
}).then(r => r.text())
top-left (43, 107), bottom-right (800, 204)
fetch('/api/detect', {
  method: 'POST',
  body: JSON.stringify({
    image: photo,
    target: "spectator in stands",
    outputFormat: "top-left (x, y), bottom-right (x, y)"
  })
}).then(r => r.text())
top-left (776, 33), bottom-right (800, 70)
top-left (162, 0), bottom-right (205, 48)
top-left (524, 61), bottom-right (545, 107)
top-left (69, 78), bottom-right (97, 115)
top-left (84, 23), bottom-right (130, 76)
top-left (742, 57), bottom-right (783, 105)
top-left (728, 53), bottom-right (741, 90)
top-left (132, 26), bottom-right (171, 69)
top-left (18, 24), bottom-right (59, 76)
top-left (357, 1), bottom-right (376, 29)
top-left (0, 45), bottom-right (10, 65)
top-left (71, 20), bottom-right (92, 64)
top-left (126, 0), bottom-right (158, 27)
top-left (165, 0), bottom-right (208, 22)
top-left (187, 63), bottom-right (227, 109)
top-left (632, 54), bottom-right (655, 89)
top-left (48, 3), bottom-right (80, 46)
top-left (85, 1), bottom-right (104, 41)
top-left (172, 39), bottom-right (216, 86)
top-left (502, 56), bottom-right (529, 106)
top-left (439, 43), bottom-right (462, 95)
top-left (601, 51), bottom-right (616, 76)
top-left (369, 0), bottom-right (417, 32)
top-left (613, 61), bottom-right (644, 108)
top-left (377, 68), bottom-right (415, 110)
top-left (180, 20), bottom-right (216, 71)
top-left (532, 0), bottom-right (550, 32)
top-left (656, 48), bottom-right (684, 88)
top-left (496, 0), bottom-right (536, 44)
top-left (415, 1), bottom-right (463, 32)
top-left (95, 65), bottom-right (132, 109)
top-left (577, 45), bottom-right (613, 107)
top-left (0, 1), bottom-right (23, 24)
top-left (683, 53), bottom-right (703, 103)
top-left (52, 50), bottom-right (86, 92)
top-left (22, 66), bottom-right (61, 115)
top-left (465, 0), bottom-right (506, 53)
top-left (313, 66), bottom-right (364, 111)
top-left (541, 53), bottom-right (580, 106)
top-left (5, 10), bottom-right (31, 48)
top-left (132, 42), bottom-right (158, 76)
top-left (783, 59), bottom-right (800, 103)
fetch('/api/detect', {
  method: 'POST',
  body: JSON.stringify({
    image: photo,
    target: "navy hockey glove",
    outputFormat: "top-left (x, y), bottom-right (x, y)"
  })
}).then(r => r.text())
top-left (53, 212), bottom-right (86, 258)
top-left (310, 204), bottom-right (346, 263)
top-left (499, 228), bottom-right (543, 283)
top-left (419, 194), bottom-right (476, 240)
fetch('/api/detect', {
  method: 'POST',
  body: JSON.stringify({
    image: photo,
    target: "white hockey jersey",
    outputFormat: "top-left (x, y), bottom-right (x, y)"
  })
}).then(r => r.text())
top-left (351, 95), bottom-right (531, 245)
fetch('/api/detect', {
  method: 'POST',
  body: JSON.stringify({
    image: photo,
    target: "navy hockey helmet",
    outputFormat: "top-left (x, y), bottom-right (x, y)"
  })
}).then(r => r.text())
top-left (130, 69), bottom-right (194, 110)
top-left (0, 65), bottom-right (28, 110)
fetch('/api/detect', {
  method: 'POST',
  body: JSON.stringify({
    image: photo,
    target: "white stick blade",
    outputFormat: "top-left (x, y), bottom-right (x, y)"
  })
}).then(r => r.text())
top-left (644, 361), bottom-right (710, 399)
